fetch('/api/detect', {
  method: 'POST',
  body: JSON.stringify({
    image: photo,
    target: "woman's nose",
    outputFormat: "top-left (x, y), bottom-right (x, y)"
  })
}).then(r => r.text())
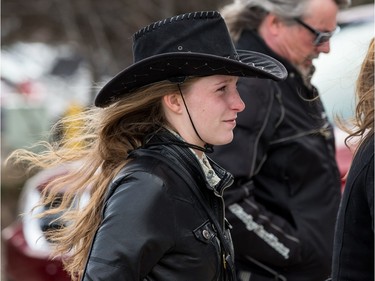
top-left (232, 90), bottom-right (245, 112)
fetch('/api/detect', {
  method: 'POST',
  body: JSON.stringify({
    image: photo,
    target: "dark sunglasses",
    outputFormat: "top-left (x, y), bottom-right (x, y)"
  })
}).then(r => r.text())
top-left (294, 18), bottom-right (340, 46)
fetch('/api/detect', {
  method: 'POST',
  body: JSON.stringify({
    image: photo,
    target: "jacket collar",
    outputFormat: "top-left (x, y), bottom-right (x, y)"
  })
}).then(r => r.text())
top-left (130, 128), bottom-right (234, 194)
top-left (237, 29), bottom-right (316, 89)
top-left (237, 30), bottom-right (296, 74)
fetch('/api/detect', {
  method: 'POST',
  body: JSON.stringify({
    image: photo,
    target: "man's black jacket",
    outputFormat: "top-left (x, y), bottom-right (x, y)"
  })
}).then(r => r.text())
top-left (211, 30), bottom-right (341, 281)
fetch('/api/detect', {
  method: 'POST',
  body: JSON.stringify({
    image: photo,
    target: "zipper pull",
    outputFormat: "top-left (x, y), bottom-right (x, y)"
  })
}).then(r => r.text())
top-left (223, 253), bottom-right (227, 269)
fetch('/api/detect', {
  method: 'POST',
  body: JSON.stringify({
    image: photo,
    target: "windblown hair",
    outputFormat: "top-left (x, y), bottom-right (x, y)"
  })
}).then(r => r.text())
top-left (338, 38), bottom-right (374, 151)
top-left (220, 0), bottom-right (351, 42)
top-left (6, 79), bottom-right (196, 280)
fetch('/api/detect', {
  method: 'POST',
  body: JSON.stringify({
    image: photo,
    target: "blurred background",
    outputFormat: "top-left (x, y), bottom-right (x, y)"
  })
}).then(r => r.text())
top-left (1, 0), bottom-right (374, 280)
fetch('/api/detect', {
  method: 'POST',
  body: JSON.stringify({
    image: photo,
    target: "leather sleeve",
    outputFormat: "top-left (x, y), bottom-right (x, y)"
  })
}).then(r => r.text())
top-left (224, 181), bottom-right (302, 267)
top-left (211, 78), bottom-right (302, 267)
top-left (81, 171), bottom-right (175, 281)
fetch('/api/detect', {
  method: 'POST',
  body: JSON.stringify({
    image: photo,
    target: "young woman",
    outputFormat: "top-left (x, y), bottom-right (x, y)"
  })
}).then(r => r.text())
top-left (8, 11), bottom-right (286, 281)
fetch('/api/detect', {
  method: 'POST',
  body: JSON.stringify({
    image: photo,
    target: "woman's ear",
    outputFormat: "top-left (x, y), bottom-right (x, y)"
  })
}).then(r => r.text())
top-left (163, 93), bottom-right (183, 114)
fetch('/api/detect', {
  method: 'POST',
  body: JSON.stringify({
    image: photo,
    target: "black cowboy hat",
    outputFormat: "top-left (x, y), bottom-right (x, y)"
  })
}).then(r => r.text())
top-left (95, 11), bottom-right (287, 107)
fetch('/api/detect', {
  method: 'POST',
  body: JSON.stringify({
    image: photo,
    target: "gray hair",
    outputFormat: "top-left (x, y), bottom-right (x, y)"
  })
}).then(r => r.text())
top-left (221, 0), bottom-right (351, 41)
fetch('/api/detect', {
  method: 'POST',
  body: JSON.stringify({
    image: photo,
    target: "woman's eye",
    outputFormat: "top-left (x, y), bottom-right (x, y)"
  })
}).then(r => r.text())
top-left (218, 86), bottom-right (226, 92)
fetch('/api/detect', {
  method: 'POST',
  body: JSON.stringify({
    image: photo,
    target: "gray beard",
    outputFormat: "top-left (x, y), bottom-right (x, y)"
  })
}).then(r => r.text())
top-left (295, 64), bottom-right (316, 89)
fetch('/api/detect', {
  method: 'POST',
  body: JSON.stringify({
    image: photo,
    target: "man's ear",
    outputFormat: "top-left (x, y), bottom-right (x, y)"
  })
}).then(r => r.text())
top-left (163, 93), bottom-right (183, 114)
top-left (263, 13), bottom-right (283, 34)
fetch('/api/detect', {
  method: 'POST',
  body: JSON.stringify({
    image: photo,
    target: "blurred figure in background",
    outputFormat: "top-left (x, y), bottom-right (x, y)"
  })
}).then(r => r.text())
top-left (210, 0), bottom-right (350, 280)
top-left (331, 37), bottom-right (374, 281)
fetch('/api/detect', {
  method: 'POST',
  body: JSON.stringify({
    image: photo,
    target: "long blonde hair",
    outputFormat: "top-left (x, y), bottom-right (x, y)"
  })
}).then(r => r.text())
top-left (338, 38), bottom-right (374, 150)
top-left (6, 78), bottom-right (196, 280)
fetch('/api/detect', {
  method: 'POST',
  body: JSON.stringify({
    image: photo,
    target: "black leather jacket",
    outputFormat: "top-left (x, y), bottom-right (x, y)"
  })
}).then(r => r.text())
top-left (211, 31), bottom-right (341, 281)
top-left (331, 135), bottom-right (374, 281)
top-left (81, 129), bottom-right (236, 281)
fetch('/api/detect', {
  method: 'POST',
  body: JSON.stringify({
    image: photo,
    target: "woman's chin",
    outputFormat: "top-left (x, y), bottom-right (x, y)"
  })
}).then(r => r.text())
top-left (211, 135), bottom-right (234, 146)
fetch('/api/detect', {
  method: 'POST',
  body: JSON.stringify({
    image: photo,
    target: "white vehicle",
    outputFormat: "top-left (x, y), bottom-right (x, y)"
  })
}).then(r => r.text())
top-left (312, 4), bottom-right (374, 189)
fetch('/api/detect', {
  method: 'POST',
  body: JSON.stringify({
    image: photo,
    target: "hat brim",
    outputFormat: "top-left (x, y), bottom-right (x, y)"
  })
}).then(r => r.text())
top-left (95, 50), bottom-right (287, 107)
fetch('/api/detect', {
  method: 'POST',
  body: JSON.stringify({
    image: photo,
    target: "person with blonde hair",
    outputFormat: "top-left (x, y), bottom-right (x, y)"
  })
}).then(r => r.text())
top-left (330, 37), bottom-right (374, 281)
top-left (209, 0), bottom-right (351, 280)
top-left (7, 11), bottom-right (286, 281)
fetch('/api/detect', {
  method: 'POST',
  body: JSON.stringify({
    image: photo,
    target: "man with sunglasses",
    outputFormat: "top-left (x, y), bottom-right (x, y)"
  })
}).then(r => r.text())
top-left (210, 0), bottom-right (351, 280)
